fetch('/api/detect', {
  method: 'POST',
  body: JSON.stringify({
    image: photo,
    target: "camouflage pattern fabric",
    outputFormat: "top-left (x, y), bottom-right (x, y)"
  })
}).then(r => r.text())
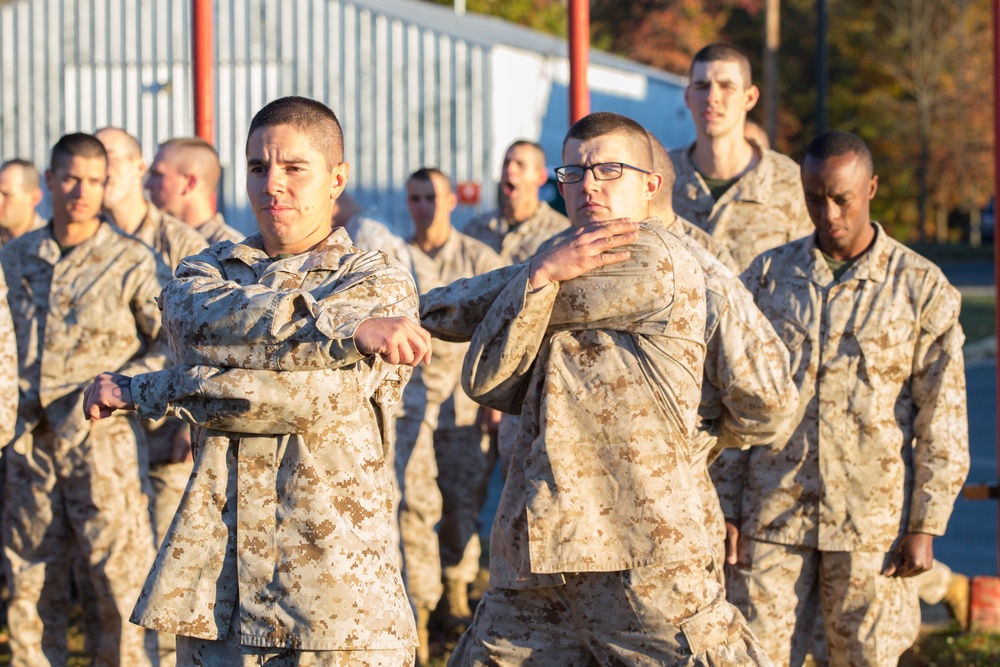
top-left (344, 214), bottom-right (413, 277)
top-left (727, 540), bottom-right (919, 667)
top-left (129, 228), bottom-right (418, 653)
top-left (664, 216), bottom-right (798, 573)
top-left (449, 554), bottom-right (772, 666)
top-left (713, 224), bottom-right (968, 666)
top-left (462, 201), bottom-right (570, 265)
top-left (398, 231), bottom-right (503, 609)
top-left (197, 212), bottom-right (244, 246)
top-left (669, 145), bottom-right (814, 271)
top-left (1, 221), bottom-right (165, 667)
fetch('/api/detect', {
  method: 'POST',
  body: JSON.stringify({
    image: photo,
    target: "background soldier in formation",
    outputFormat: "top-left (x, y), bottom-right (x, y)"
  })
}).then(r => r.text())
top-left (398, 167), bottom-right (504, 664)
top-left (670, 42), bottom-right (813, 271)
top-left (0, 159), bottom-right (46, 247)
top-left (3, 133), bottom-right (165, 666)
top-left (146, 137), bottom-right (244, 245)
top-left (713, 131), bottom-right (970, 666)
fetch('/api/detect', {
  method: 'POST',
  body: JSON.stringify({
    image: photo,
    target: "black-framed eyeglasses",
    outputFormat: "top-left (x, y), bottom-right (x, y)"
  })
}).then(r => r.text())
top-left (554, 162), bottom-right (651, 184)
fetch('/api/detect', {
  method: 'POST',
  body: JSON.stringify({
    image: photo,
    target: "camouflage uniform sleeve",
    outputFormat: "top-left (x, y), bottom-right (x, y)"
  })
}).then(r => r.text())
top-left (0, 265), bottom-right (17, 444)
top-left (117, 250), bottom-right (168, 377)
top-left (131, 365), bottom-right (370, 433)
top-left (418, 265), bottom-right (527, 342)
top-left (709, 256), bottom-right (772, 521)
top-left (163, 251), bottom-right (416, 371)
top-left (462, 267), bottom-right (556, 412)
top-left (706, 276), bottom-right (798, 454)
top-left (908, 279), bottom-right (970, 535)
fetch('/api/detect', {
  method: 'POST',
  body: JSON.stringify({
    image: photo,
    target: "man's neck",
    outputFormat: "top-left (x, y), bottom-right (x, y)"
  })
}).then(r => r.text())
top-left (502, 198), bottom-right (540, 225)
top-left (105, 194), bottom-right (148, 235)
top-left (184, 201), bottom-right (216, 229)
top-left (1, 216), bottom-right (35, 243)
top-left (691, 133), bottom-right (758, 180)
top-left (52, 216), bottom-right (100, 248)
top-left (414, 222), bottom-right (451, 256)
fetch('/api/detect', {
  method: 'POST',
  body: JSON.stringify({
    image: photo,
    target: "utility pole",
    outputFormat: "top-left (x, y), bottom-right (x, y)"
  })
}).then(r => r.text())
top-left (764, 0), bottom-right (780, 146)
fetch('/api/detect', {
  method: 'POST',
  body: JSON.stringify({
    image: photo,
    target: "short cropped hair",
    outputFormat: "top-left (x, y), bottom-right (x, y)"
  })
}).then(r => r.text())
top-left (247, 96), bottom-right (344, 169)
top-left (505, 140), bottom-right (546, 167)
top-left (645, 131), bottom-right (676, 194)
top-left (408, 167), bottom-right (453, 192)
top-left (50, 133), bottom-right (108, 172)
top-left (803, 131), bottom-right (874, 177)
top-left (563, 112), bottom-right (652, 170)
top-left (94, 127), bottom-right (143, 158)
top-left (690, 42), bottom-right (753, 88)
top-left (160, 137), bottom-right (222, 190)
top-left (0, 159), bottom-right (41, 190)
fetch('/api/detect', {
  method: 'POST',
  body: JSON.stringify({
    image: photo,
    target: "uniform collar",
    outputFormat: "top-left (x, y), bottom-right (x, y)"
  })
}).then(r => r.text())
top-left (798, 221), bottom-right (890, 286)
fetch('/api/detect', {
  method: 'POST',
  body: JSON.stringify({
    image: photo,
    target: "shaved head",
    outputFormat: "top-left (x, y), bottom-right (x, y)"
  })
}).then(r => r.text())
top-left (563, 112), bottom-right (652, 169)
top-left (248, 96), bottom-right (344, 170)
top-left (158, 138), bottom-right (222, 191)
top-left (646, 131), bottom-right (676, 220)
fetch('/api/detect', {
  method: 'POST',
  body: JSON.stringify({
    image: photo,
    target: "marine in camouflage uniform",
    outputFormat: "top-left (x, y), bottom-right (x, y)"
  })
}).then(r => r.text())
top-left (712, 132), bottom-right (969, 667)
top-left (84, 97), bottom-right (430, 667)
top-left (422, 113), bottom-right (770, 665)
top-left (671, 43), bottom-right (812, 272)
top-left (3, 133), bottom-right (164, 667)
top-left (398, 169), bottom-right (505, 661)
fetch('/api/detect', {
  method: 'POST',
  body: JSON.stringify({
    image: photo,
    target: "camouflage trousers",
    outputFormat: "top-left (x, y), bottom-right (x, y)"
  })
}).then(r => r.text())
top-left (396, 412), bottom-right (443, 609)
top-left (149, 458), bottom-right (194, 667)
top-left (727, 539), bottom-right (920, 667)
top-left (449, 554), bottom-right (773, 666)
top-left (3, 415), bottom-right (159, 667)
top-left (435, 425), bottom-right (493, 586)
top-left (176, 603), bottom-right (412, 666)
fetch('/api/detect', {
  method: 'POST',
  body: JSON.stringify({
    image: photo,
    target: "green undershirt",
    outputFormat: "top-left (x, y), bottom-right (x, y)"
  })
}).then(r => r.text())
top-left (821, 252), bottom-right (857, 281)
top-left (701, 174), bottom-right (739, 201)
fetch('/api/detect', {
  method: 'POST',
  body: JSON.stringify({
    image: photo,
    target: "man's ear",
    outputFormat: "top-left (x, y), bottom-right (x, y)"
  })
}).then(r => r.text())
top-left (868, 174), bottom-right (879, 200)
top-left (744, 84), bottom-right (760, 112)
top-left (30, 188), bottom-right (44, 208)
top-left (643, 173), bottom-right (663, 201)
top-left (329, 162), bottom-right (351, 200)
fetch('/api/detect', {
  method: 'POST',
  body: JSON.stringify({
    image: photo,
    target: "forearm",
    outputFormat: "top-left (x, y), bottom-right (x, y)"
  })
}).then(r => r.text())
top-left (165, 256), bottom-right (416, 370)
top-left (419, 265), bottom-right (525, 342)
top-left (462, 272), bottom-right (556, 412)
top-left (131, 365), bottom-right (364, 433)
top-left (708, 447), bottom-right (750, 522)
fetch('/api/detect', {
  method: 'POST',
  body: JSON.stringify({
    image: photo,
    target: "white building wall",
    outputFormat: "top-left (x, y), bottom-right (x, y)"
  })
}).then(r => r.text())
top-left (0, 0), bottom-right (689, 234)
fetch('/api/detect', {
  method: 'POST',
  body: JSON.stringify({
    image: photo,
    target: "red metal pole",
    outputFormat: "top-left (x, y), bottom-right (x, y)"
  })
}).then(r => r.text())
top-left (993, 0), bottom-right (1000, 576)
top-left (568, 0), bottom-right (590, 124)
top-left (193, 0), bottom-right (214, 144)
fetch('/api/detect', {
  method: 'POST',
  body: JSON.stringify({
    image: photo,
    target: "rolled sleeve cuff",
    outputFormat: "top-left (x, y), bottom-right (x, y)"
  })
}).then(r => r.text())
top-left (132, 371), bottom-right (171, 420)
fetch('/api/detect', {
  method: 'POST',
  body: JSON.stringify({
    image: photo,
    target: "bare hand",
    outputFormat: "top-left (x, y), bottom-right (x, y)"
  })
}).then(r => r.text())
top-left (170, 425), bottom-right (193, 463)
top-left (725, 520), bottom-right (740, 566)
top-left (354, 317), bottom-right (433, 367)
top-left (882, 532), bottom-right (934, 578)
top-left (528, 219), bottom-right (639, 290)
top-left (83, 372), bottom-right (135, 420)
top-left (476, 406), bottom-right (503, 437)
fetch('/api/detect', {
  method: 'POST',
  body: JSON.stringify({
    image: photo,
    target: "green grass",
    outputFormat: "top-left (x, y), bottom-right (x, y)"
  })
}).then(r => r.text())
top-left (903, 623), bottom-right (1000, 666)
top-left (961, 295), bottom-right (996, 344)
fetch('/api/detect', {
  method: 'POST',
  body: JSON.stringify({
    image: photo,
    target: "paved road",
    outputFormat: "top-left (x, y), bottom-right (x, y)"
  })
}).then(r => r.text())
top-left (480, 363), bottom-right (1000, 578)
top-left (936, 362), bottom-right (997, 577)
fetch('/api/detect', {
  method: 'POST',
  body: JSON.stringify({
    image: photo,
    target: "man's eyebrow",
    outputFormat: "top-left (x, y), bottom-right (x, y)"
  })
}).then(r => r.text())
top-left (247, 156), bottom-right (310, 168)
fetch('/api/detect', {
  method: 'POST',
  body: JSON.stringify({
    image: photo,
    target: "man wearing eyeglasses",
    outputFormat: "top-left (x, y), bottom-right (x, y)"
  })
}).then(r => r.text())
top-left (671, 43), bottom-right (813, 271)
top-left (421, 112), bottom-right (771, 665)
